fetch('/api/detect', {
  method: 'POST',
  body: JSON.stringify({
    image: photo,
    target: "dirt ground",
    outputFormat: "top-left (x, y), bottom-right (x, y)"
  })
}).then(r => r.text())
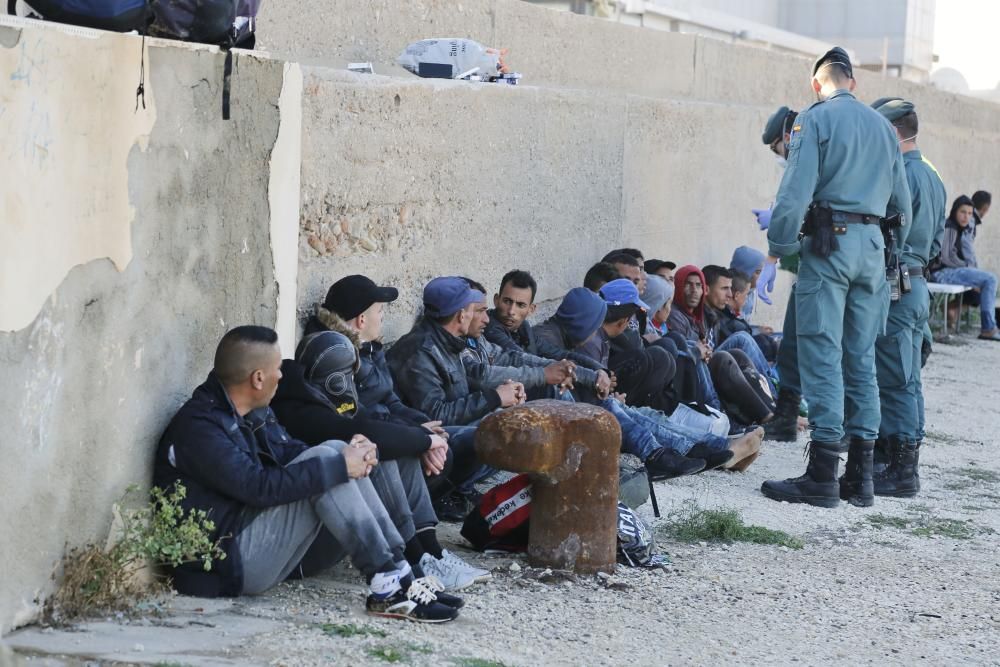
top-left (5, 335), bottom-right (1000, 667)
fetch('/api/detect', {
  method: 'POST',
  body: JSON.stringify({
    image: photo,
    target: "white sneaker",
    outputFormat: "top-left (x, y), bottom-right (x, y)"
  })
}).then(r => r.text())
top-left (418, 552), bottom-right (477, 591)
top-left (441, 549), bottom-right (492, 584)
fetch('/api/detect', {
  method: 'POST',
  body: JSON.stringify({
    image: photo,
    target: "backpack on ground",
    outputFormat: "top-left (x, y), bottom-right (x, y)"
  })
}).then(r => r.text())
top-left (460, 474), bottom-right (532, 553)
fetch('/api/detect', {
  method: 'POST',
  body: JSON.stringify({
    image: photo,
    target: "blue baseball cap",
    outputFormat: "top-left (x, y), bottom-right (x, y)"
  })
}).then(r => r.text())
top-left (599, 278), bottom-right (650, 311)
top-left (423, 276), bottom-right (485, 318)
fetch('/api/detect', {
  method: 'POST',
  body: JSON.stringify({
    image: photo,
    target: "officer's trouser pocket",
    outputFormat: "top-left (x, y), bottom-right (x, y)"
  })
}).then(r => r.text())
top-left (875, 329), bottom-right (912, 388)
top-left (795, 279), bottom-right (828, 336)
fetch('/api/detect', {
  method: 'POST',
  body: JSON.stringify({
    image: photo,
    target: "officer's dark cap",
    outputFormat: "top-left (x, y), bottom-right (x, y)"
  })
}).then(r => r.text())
top-left (762, 106), bottom-right (792, 145)
top-left (813, 46), bottom-right (853, 79)
top-left (874, 98), bottom-right (915, 122)
top-left (870, 96), bottom-right (903, 110)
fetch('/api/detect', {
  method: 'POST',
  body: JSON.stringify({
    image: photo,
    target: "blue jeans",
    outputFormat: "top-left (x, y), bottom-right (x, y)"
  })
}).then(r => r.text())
top-left (717, 331), bottom-right (776, 392)
top-left (933, 266), bottom-right (998, 332)
top-left (628, 405), bottom-right (732, 453)
top-left (602, 399), bottom-right (726, 457)
top-left (683, 340), bottom-right (722, 409)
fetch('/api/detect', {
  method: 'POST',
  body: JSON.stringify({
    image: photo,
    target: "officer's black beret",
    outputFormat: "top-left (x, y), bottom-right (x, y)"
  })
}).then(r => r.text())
top-left (874, 98), bottom-right (915, 122)
top-left (813, 46), bottom-right (853, 78)
top-left (762, 106), bottom-right (791, 145)
top-left (870, 96), bottom-right (903, 109)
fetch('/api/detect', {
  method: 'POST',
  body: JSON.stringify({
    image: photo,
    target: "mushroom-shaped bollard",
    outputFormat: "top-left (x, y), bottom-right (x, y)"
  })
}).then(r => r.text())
top-left (475, 400), bottom-right (621, 574)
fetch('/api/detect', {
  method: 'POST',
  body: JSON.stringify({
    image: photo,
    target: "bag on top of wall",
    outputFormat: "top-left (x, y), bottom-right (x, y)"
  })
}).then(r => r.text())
top-left (150, 0), bottom-right (260, 47)
top-left (11, 0), bottom-right (150, 31)
top-left (398, 38), bottom-right (510, 80)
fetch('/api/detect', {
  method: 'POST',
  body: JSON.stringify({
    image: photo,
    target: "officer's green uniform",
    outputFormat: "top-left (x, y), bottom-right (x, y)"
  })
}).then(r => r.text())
top-left (870, 98), bottom-right (947, 496)
top-left (761, 47), bottom-right (912, 509)
top-left (760, 105), bottom-right (803, 442)
top-left (875, 145), bottom-right (946, 442)
top-left (766, 89), bottom-right (911, 444)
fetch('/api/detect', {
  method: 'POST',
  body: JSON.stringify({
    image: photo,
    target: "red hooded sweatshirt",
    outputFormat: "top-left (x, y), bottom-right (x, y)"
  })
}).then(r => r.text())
top-left (669, 265), bottom-right (708, 341)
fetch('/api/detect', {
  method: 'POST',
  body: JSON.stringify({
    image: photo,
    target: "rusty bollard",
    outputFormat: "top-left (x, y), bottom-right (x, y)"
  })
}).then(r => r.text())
top-left (475, 400), bottom-right (621, 574)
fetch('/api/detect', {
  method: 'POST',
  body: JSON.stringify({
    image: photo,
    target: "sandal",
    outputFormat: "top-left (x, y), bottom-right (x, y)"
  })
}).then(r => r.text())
top-left (978, 330), bottom-right (1000, 341)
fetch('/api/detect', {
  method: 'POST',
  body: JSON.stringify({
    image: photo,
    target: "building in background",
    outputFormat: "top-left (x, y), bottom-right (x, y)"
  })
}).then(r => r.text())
top-left (529, 0), bottom-right (936, 82)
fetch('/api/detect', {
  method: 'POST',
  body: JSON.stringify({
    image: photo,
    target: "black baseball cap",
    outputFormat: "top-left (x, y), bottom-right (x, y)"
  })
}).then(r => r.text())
top-left (323, 274), bottom-right (398, 320)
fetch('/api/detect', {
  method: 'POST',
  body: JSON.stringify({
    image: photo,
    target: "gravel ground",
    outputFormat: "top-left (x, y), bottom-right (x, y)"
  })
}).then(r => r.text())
top-left (8, 335), bottom-right (1000, 666)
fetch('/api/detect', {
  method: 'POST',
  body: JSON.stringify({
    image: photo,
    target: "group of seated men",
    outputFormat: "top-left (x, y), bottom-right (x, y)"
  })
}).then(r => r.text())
top-left (154, 245), bottom-right (787, 623)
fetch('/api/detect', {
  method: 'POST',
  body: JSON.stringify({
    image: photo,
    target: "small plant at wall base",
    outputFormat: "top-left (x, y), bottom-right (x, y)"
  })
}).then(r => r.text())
top-left (44, 483), bottom-right (226, 624)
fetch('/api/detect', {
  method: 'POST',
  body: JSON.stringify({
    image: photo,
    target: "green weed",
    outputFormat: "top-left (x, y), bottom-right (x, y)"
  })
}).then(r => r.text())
top-left (866, 514), bottom-right (910, 530)
top-left (319, 622), bottom-right (387, 638)
top-left (661, 503), bottom-right (804, 549)
top-left (910, 518), bottom-right (994, 540)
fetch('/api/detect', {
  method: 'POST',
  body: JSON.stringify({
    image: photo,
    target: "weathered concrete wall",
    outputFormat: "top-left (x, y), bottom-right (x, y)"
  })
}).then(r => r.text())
top-left (270, 0), bottom-right (1000, 335)
top-left (4, 0), bottom-right (1000, 635)
top-left (0, 20), bottom-right (299, 633)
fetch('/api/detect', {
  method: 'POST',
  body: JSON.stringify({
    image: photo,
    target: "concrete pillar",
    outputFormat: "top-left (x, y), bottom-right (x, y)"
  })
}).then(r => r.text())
top-left (475, 400), bottom-right (621, 574)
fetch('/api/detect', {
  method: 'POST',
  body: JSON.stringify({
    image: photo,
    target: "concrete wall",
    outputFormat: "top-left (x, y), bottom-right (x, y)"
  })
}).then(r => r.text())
top-left (3, 0), bottom-right (1000, 634)
top-left (267, 0), bottom-right (1000, 337)
top-left (0, 20), bottom-right (300, 633)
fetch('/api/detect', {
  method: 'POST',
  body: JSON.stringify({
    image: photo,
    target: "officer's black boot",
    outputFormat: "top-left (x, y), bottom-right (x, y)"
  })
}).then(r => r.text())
top-left (763, 388), bottom-right (800, 442)
top-left (872, 436), bottom-right (891, 476)
top-left (761, 440), bottom-right (841, 508)
top-left (838, 437), bottom-right (875, 507)
top-left (873, 438), bottom-right (920, 498)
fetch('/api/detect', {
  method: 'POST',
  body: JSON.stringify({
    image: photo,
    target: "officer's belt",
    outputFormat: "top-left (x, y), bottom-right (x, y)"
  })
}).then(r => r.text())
top-left (830, 210), bottom-right (881, 225)
top-left (903, 264), bottom-right (927, 279)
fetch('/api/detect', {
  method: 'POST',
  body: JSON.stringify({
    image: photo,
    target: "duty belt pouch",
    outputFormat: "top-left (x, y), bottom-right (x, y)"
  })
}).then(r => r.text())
top-left (805, 206), bottom-right (838, 259)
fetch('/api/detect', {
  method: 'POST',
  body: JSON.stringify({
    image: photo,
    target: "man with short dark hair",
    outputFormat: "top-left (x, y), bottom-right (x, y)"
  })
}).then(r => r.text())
top-left (702, 265), bottom-right (774, 382)
top-left (972, 190), bottom-right (990, 228)
top-left (154, 326), bottom-right (459, 622)
top-left (484, 270), bottom-right (613, 396)
top-left (584, 261), bottom-right (620, 292)
top-left (387, 277), bottom-right (524, 426)
top-left (603, 251), bottom-right (645, 293)
top-left (645, 260), bottom-right (675, 284)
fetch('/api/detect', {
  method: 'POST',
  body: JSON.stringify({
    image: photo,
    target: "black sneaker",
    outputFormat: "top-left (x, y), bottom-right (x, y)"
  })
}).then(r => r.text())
top-left (416, 575), bottom-right (465, 609)
top-left (366, 579), bottom-right (459, 623)
top-left (433, 492), bottom-right (470, 523)
top-left (645, 448), bottom-right (706, 480)
top-left (686, 444), bottom-right (735, 471)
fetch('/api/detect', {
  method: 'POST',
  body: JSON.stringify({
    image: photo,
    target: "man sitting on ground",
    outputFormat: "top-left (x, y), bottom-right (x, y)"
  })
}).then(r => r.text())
top-left (701, 265), bottom-right (775, 383)
top-left (535, 287), bottom-right (762, 473)
top-left (387, 277), bottom-right (525, 425)
top-left (272, 330), bottom-right (491, 591)
top-left (645, 259), bottom-right (676, 284)
top-left (153, 326), bottom-right (459, 622)
top-left (303, 275), bottom-right (480, 515)
top-left (485, 270), bottom-right (608, 378)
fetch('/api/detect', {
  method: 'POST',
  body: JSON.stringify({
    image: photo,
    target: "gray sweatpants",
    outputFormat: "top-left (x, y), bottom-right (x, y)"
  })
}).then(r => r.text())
top-left (368, 455), bottom-right (438, 541)
top-left (235, 441), bottom-right (405, 595)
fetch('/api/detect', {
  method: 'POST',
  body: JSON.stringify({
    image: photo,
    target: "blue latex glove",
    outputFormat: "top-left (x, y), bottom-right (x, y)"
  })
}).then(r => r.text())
top-left (752, 207), bottom-right (772, 231)
top-left (757, 261), bottom-right (776, 305)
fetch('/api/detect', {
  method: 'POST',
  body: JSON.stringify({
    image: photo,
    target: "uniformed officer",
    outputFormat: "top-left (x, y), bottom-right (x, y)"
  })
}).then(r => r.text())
top-left (759, 47), bottom-right (912, 508)
top-left (867, 98), bottom-right (946, 498)
top-left (755, 105), bottom-right (805, 443)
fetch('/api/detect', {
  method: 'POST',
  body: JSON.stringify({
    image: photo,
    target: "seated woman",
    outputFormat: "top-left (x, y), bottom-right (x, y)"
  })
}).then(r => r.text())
top-left (667, 265), bottom-right (775, 426)
top-left (932, 195), bottom-right (1000, 341)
